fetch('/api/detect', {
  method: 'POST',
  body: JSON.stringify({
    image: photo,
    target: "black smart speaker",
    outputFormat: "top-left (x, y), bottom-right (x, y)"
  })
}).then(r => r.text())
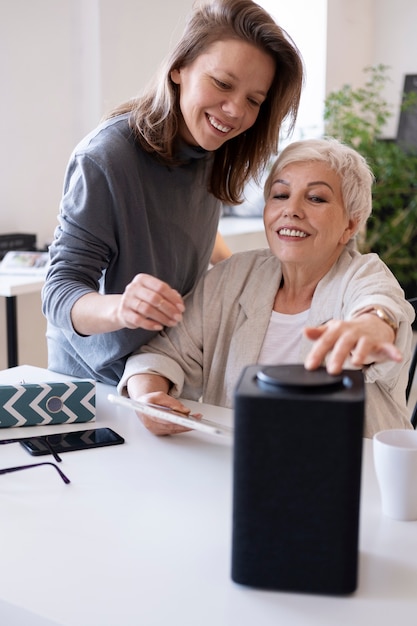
top-left (231, 364), bottom-right (364, 595)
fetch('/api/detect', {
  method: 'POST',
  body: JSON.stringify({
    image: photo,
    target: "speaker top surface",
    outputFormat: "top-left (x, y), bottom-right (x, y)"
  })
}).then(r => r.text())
top-left (256, 364), bottom-right (344, 391)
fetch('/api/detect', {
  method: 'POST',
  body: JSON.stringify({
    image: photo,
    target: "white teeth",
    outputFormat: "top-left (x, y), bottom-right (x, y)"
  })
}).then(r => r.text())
top-left (208, 115), bottom-right (231, 133)
top-left (279, 228), bottom-right (307, 238)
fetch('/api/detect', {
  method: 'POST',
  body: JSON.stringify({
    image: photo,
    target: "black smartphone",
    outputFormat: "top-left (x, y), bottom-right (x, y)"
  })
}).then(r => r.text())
top-left (20, 427), bottom-right (125, 456)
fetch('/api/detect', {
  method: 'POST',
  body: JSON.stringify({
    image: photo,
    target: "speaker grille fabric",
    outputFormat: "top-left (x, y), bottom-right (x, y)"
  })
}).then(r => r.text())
top-left (232, 365), bottom-right (364, 595)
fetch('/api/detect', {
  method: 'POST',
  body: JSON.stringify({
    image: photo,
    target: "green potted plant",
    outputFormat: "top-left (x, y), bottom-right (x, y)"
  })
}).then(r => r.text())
top-left (324, 64), bottom-right (417, 298)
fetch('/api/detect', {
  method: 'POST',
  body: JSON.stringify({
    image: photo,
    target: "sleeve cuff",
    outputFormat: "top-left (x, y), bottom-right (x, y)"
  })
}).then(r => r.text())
top-left (116, 353), bottom-right (185, 398)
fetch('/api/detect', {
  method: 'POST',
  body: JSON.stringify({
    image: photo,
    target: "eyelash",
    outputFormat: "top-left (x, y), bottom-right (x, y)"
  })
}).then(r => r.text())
top-left (213, 79), bottom-right (261, 107)
top-left (273, 194), bottom-right (326, 204)
top-left (214, 78), bottom-right (229, 89)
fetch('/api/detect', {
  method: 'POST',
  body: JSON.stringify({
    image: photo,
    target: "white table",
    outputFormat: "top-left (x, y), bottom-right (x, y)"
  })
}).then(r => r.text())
top-left (0, 276), bottom-right (45, 367)
top-left (0, 365), bottom-right (416, 626)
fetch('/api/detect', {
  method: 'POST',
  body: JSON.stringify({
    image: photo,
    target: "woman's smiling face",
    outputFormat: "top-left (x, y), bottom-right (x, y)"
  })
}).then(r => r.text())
top-left (263, 161), bottom-right (358, 276)
top-left (170, 39), bottom-right (275, 151)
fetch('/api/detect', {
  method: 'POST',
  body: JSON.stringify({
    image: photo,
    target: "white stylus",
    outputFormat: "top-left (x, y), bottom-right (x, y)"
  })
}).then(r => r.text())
top-left (107, 394), bottom-right (233, 438)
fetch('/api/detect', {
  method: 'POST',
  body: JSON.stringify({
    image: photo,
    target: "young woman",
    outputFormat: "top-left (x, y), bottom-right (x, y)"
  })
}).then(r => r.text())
top-left (119, 138), bottom-right (415, 438)
top-left (42, 0), bottom-right (304, 385)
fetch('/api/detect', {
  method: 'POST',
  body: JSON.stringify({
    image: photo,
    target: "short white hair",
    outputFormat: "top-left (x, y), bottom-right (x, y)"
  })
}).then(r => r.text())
top-left (264, 137), bottom-right (374, 233)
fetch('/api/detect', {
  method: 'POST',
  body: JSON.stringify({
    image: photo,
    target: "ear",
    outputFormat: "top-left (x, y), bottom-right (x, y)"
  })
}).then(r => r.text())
top-left (171, 68), bottom-right (181, 85)
top-left (340, 218), bottom-right (359, 245)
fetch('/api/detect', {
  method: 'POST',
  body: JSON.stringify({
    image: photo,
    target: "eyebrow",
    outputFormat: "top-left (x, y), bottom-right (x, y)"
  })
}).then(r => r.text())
top-left (273, 178), bottom-right (335, 192)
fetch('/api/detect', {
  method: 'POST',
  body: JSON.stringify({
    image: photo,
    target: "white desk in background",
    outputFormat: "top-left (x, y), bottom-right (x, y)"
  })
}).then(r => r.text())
top-left (0, 365), bottom-right (416, 626)
top-left (0, 275), bottom-right (44, 368)
top-left (219, 216), bottom-right (267, 253)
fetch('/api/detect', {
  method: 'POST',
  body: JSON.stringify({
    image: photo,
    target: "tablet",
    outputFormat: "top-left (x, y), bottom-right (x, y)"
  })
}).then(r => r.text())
top-left (107, 394), bottom-right (233, 438)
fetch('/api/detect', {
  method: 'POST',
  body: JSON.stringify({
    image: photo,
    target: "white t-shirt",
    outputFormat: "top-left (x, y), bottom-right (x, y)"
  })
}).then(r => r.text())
top-left (258, 309), bottom-right (310, 365)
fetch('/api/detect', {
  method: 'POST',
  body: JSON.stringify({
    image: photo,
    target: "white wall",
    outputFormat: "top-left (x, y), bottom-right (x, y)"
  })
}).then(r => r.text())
top-left (326, 0), bottom-right (375, 94)
top-left (0, 0), bottom-right (193, 369)
top-left (326, 0), bottom-right (417, 138)
top-left (373, 0), bottom-right (417, 137)
top-left (1, 0), bottom-right (74, 370)
top-left (260, 0), bottom-right (328, 141)
top-left (1, 0), bottom-right (416, 369)
top-left (0, 0), bottom-right (193, 252)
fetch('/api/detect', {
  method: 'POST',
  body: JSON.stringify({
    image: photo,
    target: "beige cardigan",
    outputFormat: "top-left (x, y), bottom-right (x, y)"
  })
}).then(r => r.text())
top-left (119, 247), bottom-right (415, 437)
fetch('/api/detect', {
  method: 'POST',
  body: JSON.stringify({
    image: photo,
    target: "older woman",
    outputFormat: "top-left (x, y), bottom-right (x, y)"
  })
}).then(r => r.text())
top-left (119, 138), bottom-right (415, 438)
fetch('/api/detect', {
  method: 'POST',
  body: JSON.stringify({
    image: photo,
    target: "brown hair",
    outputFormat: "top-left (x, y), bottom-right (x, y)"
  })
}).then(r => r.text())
top-left (107, 0), bottom-right (304, 204)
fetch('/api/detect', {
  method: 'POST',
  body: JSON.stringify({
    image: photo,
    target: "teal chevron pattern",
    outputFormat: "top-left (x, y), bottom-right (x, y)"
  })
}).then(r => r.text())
top-left (0, 380), bottom-right (96, 428)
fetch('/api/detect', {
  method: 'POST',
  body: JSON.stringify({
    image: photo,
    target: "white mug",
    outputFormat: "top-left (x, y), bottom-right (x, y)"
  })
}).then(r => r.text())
top-left (373, 429), bottom-right (417, 521)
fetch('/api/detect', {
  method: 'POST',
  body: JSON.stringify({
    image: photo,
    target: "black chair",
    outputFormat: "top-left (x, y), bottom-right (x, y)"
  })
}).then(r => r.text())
top-left (410, 404), bottom-right (417, 429)
top-left (406, 297), bottom-right (417, 428)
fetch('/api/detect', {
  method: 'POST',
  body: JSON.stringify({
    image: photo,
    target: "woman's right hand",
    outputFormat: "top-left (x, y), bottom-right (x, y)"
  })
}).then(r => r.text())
top-left (133, 391), bottom-right (194, 436)
top-left (117, 273), bottom-right (185, 331)
top-left (71, 273), bottom-right (185, 336)
top-left (126, 373), bottom-right (193, 436)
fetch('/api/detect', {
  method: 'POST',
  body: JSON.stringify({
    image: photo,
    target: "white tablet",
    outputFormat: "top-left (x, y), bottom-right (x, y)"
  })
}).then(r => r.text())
top-left (107, 394), bottom-right (233, 438)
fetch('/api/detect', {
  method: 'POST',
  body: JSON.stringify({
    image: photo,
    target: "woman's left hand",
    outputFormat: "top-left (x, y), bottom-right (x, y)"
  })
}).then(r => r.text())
top-left (303, 314), bottom-right (402, 375)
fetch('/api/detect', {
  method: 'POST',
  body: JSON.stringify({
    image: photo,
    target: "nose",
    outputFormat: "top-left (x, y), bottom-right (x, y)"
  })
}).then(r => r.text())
top-left (284, 200), bottom-right (304, 219)
top-left (221, 94), bottom-right (245, 119)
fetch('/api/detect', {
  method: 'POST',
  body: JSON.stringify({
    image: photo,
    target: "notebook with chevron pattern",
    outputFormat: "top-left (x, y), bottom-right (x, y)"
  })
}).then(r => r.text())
top-left (0, 380), bottom-right (96, 428)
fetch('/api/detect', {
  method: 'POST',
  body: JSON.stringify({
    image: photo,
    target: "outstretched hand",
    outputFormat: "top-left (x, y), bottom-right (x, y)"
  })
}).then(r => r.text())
top-left (303, 314), bottom-right (402, 375)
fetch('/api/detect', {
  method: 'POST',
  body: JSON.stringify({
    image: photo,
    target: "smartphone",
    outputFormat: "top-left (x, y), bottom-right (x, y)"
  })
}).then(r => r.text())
top-left (20, 427), bottom-right (125, 456)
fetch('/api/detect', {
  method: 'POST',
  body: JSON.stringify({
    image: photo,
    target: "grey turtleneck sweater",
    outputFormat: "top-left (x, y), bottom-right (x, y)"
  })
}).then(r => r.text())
top-left (42, 113), bottom-right (221, 384)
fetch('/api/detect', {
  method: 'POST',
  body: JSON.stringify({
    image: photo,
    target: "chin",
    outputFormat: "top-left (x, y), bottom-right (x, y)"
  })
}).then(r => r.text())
top-left (203, 135), bottom-right (230, 151)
